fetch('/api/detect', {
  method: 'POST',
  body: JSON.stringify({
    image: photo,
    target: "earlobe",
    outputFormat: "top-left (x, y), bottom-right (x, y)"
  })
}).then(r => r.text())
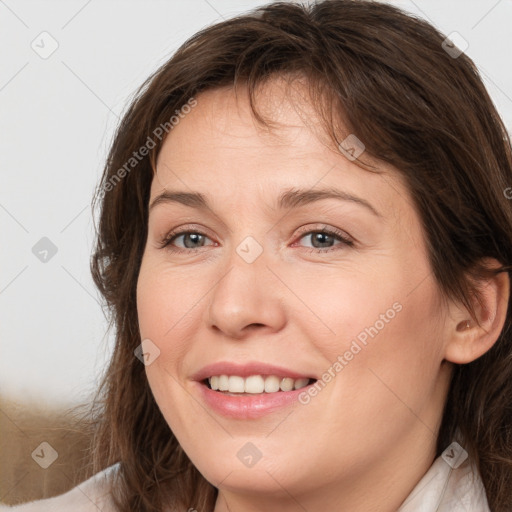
top-left (444, 261), bottom-right (510, 365)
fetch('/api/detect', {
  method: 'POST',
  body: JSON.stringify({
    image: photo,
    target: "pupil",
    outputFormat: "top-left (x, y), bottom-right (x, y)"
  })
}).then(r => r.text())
top-left (312, 233), bottom-right (333, 248)
top-left (184, 233), bottom-right (203, 249)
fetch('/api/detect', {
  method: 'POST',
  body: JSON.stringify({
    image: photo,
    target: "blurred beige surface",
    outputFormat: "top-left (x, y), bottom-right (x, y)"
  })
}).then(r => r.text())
top-left (0, 395), bottom-right (93, 506)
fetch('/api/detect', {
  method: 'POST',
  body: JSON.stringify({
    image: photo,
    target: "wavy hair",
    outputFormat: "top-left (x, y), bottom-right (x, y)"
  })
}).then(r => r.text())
top-left (85, 1), bottom-right (512, 510)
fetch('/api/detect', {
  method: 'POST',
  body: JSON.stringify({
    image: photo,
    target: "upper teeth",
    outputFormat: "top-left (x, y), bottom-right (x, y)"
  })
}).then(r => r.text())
top-left (208, 375), bottom-right (311, 394)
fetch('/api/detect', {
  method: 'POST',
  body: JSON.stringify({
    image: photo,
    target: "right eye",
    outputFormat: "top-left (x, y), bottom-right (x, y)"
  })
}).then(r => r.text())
top-left (159, 230), bottom-right (216, 252)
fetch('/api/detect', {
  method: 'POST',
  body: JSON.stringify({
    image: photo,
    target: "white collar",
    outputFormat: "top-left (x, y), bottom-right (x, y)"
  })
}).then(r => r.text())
top-left (398, 442), bottom-right (490, 511)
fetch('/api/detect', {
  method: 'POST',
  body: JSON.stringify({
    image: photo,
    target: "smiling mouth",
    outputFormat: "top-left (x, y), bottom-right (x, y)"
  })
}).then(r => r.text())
top-left (203, 375), bottom-right (317, 395)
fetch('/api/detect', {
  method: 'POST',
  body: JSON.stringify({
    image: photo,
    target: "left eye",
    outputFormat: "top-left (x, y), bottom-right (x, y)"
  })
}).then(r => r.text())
top-left (294, 229), bottom-right (354, 252)
top-left (163, 231), bottom-right (213, 250)
top-left (298, 230), bottom-right (351, 250)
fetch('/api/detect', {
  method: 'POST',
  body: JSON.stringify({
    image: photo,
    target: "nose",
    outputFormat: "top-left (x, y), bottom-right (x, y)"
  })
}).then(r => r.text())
top-left (205, 242), bottom-right (287, 339)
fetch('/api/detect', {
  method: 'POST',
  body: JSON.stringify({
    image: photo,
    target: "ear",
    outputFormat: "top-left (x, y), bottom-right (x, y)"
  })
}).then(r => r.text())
top-left (444, 258), bottom-right (510, 364)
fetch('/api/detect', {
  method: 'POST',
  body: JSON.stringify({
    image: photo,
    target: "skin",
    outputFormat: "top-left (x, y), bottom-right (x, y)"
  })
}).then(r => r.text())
top-left (136, 78), bottom-right (509, 512)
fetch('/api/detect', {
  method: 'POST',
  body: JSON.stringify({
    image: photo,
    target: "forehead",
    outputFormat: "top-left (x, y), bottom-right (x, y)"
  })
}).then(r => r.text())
top-left (159, 79), bottom-right (330, 161)
top-left (152, 79), bottom-right (409, 221)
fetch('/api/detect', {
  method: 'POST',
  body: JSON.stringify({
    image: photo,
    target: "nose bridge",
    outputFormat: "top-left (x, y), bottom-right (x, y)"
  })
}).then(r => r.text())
top-left (205, 232), bottom-right (286, 338)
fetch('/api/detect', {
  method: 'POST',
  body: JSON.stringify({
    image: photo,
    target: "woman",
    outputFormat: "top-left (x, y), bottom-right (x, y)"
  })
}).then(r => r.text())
top-left (3, 0), bottom-right (511, 510)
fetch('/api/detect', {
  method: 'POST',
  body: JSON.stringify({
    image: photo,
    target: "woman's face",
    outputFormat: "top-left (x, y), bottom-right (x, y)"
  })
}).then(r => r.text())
top-left (137, 80), bottom-right (453, 508)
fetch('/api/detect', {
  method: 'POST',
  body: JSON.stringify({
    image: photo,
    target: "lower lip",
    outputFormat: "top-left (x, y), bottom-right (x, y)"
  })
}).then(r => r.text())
top-left (195, 381), bottom-right (314, 419)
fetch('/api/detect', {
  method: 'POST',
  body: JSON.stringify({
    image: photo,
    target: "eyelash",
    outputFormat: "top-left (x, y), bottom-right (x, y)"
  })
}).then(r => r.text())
top-left (158, 225), bottom-right (354, 254)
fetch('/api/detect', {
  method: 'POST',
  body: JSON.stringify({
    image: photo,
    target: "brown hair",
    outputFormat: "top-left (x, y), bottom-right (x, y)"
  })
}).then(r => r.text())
top-left (86, 1), bottom-right (512, 510)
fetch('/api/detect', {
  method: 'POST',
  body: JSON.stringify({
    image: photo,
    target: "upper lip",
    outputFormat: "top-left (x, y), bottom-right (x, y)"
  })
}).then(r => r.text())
top-left (191, 361), bottom-right (317, 382)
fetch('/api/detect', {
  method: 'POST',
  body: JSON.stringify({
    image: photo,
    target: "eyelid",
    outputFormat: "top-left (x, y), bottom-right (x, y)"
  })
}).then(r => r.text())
top-left (294, 224), bottom-right (352, 242)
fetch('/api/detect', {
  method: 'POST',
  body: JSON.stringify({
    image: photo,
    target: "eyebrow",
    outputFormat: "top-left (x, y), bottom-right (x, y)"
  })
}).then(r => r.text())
top-left (149, 187), bottom-right (381, 217)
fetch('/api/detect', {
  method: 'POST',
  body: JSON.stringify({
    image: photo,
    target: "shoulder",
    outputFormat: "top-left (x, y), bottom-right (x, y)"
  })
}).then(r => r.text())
top-left (0, 464), bottom-right (119, 512)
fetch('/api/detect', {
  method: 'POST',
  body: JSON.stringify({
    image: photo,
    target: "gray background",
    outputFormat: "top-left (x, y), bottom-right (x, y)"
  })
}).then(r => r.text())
top-left (1, 0), bottom-right (511, 407)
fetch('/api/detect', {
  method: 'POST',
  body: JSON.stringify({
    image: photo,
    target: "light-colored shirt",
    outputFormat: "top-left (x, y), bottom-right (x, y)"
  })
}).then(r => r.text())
top-left (0, 442), bottom-right (490, 511)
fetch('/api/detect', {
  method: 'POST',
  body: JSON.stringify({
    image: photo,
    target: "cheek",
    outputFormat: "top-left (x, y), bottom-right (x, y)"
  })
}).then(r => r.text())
top-left (136, 261), bottom-right (201, 436)
top-left (136, 258), bottom-right (206, 342)
top-left (296, 261), bottom-right (443, 410)
top-left (136, 256), bottom-right (218, 413)
top-left (330, 276), bottom-right (445, 426)
top-left (285, 262), bottom-right (403, 359)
